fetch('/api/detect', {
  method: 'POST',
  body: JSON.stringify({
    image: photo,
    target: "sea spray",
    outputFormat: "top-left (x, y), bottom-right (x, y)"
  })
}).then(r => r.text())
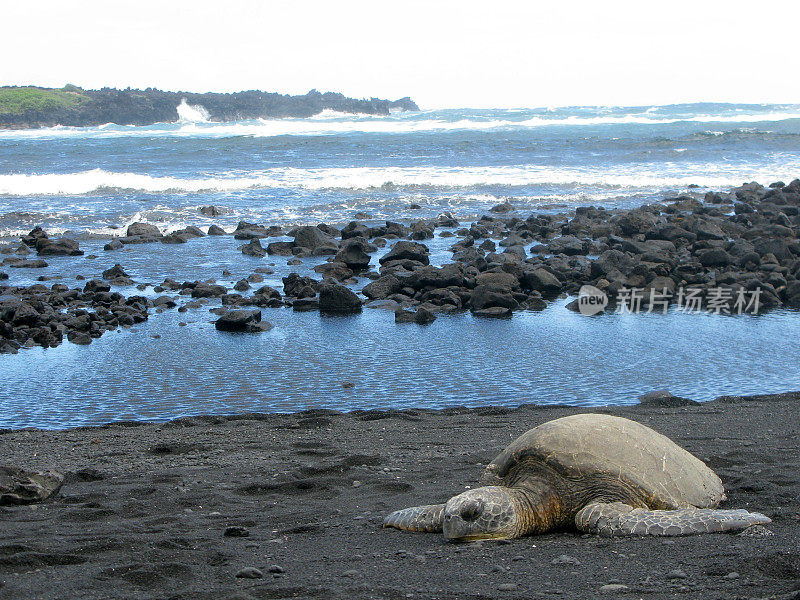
top-left (176, 99), bottom-right (210, 123)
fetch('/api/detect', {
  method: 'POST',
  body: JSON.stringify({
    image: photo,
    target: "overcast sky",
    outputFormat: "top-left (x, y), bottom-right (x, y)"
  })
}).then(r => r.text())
top-left (3, 0), bottom-right (799, 109)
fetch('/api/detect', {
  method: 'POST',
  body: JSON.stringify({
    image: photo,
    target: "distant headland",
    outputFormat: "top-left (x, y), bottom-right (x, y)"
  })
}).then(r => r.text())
top-left (0, 85), bottom-right (419, 129)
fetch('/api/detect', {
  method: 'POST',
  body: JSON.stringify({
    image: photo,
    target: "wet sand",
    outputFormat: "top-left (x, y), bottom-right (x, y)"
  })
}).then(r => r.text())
top-left (1, 393), bottom-right (799, 600)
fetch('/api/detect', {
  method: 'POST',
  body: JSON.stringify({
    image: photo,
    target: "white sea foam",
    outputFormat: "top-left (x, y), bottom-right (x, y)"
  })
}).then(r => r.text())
top-left (2, 107), bottom-right (800, 140)
top-left (309, 109), bottom-right (362, 119)
top-left (0, 169), bottom-right (286, 195)
top-left (176, 99), bottom-right (210, 123)
top-left (3, 163), bottom-right (799, 196)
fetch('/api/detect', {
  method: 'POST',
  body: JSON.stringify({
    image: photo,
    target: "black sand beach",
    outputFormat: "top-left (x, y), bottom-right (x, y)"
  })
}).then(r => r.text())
top-left (2, 393), bottom-right (799, 600)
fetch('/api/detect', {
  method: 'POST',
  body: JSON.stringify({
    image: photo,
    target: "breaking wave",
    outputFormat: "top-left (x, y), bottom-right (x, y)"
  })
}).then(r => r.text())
top-left (176, 99), bottom-right (210, 123)
top-left (2, 105), bottom-right (800, 140)
top-left (3, 163), bottom-right (800, 196)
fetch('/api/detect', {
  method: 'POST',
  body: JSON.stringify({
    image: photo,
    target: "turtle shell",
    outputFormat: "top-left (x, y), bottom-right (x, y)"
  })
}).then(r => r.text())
top-left (480, 414), bottom-right (724, 509)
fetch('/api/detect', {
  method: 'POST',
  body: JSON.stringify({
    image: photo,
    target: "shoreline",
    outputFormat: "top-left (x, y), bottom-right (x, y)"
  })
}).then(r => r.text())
top-left (2, 390), bottom-right (799, 435)
top-left (2, 392), bottom-right (799, 599)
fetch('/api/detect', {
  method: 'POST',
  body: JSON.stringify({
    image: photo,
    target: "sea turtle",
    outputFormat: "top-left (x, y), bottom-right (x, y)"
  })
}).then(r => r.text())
top-left (384, 414), bottom-right (770, 540)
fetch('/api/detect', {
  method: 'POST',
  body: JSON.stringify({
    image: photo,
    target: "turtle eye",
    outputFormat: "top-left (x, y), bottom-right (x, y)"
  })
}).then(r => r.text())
top-left (460, 499), bottom-right (484, 521)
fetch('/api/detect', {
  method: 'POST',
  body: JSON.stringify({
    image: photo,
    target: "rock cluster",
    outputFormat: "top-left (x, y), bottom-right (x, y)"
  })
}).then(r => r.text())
top-left (337, 181), bottom-right (800, 316)
top-left (361, 182), bottom-right (793, 315)
top-left (102, 222), bottom-right (209, 248)
top-left (214, 309), bottom-right (272, 333)
top-left (0, 279), bottom-right (149, 353)
top-left (2, 179), bottom-right (799, 353)
top-left (1, 226), bottom-right (85, 262)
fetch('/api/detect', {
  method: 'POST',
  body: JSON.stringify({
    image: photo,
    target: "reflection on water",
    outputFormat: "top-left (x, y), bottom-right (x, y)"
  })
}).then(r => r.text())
top-left (2, 302), bottom-right (798, 429)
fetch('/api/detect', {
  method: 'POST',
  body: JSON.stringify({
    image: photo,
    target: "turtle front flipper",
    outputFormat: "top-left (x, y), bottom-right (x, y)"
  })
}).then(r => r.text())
top-left (575, 502), bottom-right (771, 536)
top-left (384, 504), bottom-right (446, 533)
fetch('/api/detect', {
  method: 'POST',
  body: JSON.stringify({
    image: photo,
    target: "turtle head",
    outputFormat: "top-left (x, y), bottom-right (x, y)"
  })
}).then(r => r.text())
top-left (442, 486), bottom-right (519, 541)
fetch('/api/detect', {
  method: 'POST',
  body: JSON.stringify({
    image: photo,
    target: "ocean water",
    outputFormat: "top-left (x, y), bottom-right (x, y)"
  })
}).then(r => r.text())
top-left (2, 103), bottom-right (800, 428)
top-left (4, 103), bottom-right (800, 238)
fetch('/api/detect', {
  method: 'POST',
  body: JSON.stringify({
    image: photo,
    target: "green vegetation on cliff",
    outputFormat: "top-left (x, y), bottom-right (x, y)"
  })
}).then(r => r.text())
top-left (0, 85), bottom-right (419, 129)
top-left (0, 86), bottom-right (90, 116)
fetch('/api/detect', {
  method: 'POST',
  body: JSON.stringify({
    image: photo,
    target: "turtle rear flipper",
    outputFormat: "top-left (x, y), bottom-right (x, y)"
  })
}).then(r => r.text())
top-left (575, 502), bottom-right (772, 536)
top-left (383, 504), bottom-right (446, 533)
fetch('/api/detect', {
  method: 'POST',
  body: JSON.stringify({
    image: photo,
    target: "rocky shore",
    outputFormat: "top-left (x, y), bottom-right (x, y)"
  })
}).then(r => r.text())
top-left (1, 179), bottom-right (800, 353)
top-left (2, 393), bottom-right (799, 599)
top-left (0, 86), bottom-right (419, 129)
